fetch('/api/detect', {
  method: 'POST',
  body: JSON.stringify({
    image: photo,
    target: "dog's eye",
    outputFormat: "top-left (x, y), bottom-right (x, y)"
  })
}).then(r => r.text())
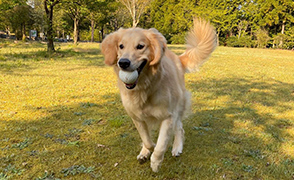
top-left (136, 44), bottom-right (145, 50)
top-left (119, 44), bottom-right (124, 49)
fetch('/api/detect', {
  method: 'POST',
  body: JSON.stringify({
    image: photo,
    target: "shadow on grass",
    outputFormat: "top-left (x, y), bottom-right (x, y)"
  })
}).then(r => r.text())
top-left (0, 44), bottom-right (104, 73)
top-left (184, 76), bottom-right (294, 179)
top-left (1, 76), bottom-right (294, 179)
top-left (0, 92), bottom-right (135, 179)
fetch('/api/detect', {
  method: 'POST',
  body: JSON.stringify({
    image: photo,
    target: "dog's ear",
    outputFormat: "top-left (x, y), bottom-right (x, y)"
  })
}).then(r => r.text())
top-left (101, 28), bottom-right (125, 66)
top-left (146, 28), bottom-right (167, 66)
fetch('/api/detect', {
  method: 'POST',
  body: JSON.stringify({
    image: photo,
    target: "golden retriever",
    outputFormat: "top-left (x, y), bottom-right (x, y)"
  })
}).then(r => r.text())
top-left (101, 18), bottom-right (217, 172)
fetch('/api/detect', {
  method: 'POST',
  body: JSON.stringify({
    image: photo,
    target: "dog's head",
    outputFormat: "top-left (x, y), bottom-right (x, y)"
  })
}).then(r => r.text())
top-left (101, 28), bottom-right (167, 89)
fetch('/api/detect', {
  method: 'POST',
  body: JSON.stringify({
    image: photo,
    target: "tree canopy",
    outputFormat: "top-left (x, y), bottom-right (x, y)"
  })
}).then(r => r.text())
top-left (0, 0), bottom-right (293, 49)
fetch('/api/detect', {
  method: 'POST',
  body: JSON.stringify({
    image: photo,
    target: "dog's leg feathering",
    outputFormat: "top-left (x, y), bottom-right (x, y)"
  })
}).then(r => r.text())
top-left (151, 118), bottom-right (172, 172)
top-left (133, 120), bottom-right (155, 164)
top-left (172, 120), bottom-right (184, 157)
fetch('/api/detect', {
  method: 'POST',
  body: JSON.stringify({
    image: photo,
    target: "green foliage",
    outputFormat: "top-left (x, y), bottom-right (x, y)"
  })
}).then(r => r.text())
top-left (255, 29), bottom-right (271, 48)
top-left (147, 0), bottom-right (294, 48)
top-left (82, 119), bottom-right (101, 126)
top-left (1, 164), bottom-right (24, 177)
top-left (35, 171), bottom-right (60, 180)
top-left (80, 29), bottom-right (101, 42)
top-left (1, 0), bottom-right (294, 49)
top-left (7, 5), bottom-right (34, 40)
top-left (149, 0), bottom-right (195, 42)
top-left (170, 32), bottom-right (186, 44)
top-left (11, 138), bottom-right (32, 150)
top-left (61, 165), bottom-right (95, 177)
top-left (0, 172), bottom-right (9, 180)
top-left (226, 36), bottom-right (255, 48)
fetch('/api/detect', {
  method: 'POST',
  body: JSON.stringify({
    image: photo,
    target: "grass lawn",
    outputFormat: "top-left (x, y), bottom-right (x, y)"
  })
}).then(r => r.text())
top-left (0, 40), bottom-right (294, 179)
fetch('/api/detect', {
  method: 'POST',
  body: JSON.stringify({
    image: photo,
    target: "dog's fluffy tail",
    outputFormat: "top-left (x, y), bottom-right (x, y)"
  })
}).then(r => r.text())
top-left (179, 18), bottom-right (217, 72)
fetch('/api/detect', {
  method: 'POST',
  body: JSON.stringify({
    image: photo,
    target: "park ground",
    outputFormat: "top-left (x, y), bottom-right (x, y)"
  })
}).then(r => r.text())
top-left (0, 40), bottom-right (294, 179)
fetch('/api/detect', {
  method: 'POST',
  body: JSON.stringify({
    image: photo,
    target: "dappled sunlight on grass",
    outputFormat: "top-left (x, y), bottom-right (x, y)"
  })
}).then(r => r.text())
top-left (0, 41), bottom-right (294, 179)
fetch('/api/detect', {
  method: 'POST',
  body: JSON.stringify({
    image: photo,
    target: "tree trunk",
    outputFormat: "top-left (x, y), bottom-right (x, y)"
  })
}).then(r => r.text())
top-left (100, 26), bottom-right (104, 42)
top-left (279, 20), bottom-right (285, 47)
top-left (44, 0), bottom-right (60, 52)
top-left (281, 21), bottom-right (285, 35)
top-left (132, 0), bottom-right (137, 27)
top-left (6, 27), bottom-right (10, 37)
top-left (133, 19), bottom-right (139, 28)
top-left (74, 17), bottom-right (79, 45)
top-left (91, 20), bottom-right (95, 42)
top-left (22, 24), bottom-right (26, 41)
top-left (238, 30), bottom-right (241, 39)
top-left (47, 5), bottom-right (55, 52)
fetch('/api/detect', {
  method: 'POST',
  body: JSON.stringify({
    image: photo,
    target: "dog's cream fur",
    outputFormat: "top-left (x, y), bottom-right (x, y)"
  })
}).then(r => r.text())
top-left (101, 18), bottom-right (217, 172)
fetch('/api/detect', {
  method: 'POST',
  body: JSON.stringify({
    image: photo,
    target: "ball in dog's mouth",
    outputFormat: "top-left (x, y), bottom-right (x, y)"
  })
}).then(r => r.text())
top-left (118, 60), bottom-right (147, 90)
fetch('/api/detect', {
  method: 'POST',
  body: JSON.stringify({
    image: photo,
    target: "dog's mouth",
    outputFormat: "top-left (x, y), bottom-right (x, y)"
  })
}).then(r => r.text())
top-left (125, 60), bottom-right (147, 90)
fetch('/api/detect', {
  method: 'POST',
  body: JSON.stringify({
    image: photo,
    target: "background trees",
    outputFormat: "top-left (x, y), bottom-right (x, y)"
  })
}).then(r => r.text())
top-left (119, 0), bottom-right (150, 27)
top-left (0, 0), bottom-right (293, 49)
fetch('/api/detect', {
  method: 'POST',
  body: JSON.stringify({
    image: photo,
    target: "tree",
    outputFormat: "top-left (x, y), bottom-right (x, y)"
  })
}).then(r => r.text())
top-left (0, 0), bottom-right (27, 35)
top-left (44, 0), bottom-right (61, 52)
top-left (62, 0), bottom-right (88, 45)
top-left (85, 0), bottom-right (108, 42)
top-left (149, 0), bottom-right (197, 43)
top-left (118, 0), bottom-right (150, 27)
top-left (7, 4), bottom-right (33, 40)
top-left (30, 0), bottom-right (47, 38)
top-left (253, 0), bottom-right (294, 46)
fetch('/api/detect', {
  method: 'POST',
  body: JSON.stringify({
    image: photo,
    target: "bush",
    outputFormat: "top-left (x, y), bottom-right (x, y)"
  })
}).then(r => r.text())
top-left (283, 27), bottom-right (294, 49)
top-left (283, 40), bottom-right (294, 50)
top-left (79, 29), bottom-right (101, 42)
top-left (272, 33), bottom-right (286, 49)
top-left (226, 35), bottom-right (254, 48)
top-left (218, 36), bottom-right (226, 46)
top-left (255, 29), bottom-right (270, 48)
top-left (170, 33), bottom-right (186, 44)
top-left (276, 34), bottom-right (294, 50)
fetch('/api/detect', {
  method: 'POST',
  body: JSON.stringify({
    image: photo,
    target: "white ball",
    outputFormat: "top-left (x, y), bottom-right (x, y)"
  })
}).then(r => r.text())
top-left (119, 70), bottom-right (139, 84)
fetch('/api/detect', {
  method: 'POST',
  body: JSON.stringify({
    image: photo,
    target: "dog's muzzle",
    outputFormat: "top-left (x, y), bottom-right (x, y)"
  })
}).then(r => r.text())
top-left (118, 60), bottom-right (147, 90)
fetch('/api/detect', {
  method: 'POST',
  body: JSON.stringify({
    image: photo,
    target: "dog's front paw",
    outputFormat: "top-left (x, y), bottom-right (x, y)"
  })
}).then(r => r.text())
top-left (137, 155), bottom-right (148, 164)
top-left (150, 153), bottom-right (163, 172)
top-left (137, 146), bottom-right (151, 164)
top-left (150, 160), bottom-right (160, 172)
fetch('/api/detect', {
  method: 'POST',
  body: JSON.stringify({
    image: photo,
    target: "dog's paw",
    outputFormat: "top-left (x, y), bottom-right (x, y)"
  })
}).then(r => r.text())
top-left (171, 146), bottom-right (183, 157)
top-left (150, 153), bottom-right (163, 172)
top-left (150, 160), bottom-right (160, 172)
top-left (137, 147), bottom-right (151, 164)
top-left (137, 154), bottom-right (149, 164)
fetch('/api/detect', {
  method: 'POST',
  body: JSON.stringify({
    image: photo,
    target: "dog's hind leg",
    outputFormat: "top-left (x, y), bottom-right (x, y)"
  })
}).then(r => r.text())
top-left (133, 120), bottom-right (155, 164)
top-left (172, 120), bottom-right (184, 157)
top-left (172, 91), bottom-right (189, 156)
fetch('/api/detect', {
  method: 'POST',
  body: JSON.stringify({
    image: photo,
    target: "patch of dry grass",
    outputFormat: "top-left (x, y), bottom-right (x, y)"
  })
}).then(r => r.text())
top-left (0, 40), bottom-right (294, 179)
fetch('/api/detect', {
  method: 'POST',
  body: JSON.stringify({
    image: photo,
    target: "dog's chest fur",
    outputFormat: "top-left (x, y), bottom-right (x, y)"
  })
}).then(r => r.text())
top-left (119, 86), bottom-right (171, 122)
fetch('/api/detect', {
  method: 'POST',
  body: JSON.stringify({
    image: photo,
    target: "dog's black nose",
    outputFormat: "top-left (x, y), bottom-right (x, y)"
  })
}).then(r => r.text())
top-left (118, 58), bottom-right (131, 69)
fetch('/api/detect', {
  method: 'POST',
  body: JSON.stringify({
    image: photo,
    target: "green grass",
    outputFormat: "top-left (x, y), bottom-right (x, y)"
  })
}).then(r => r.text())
top-left (0, 39), bottom-right (294, 179)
